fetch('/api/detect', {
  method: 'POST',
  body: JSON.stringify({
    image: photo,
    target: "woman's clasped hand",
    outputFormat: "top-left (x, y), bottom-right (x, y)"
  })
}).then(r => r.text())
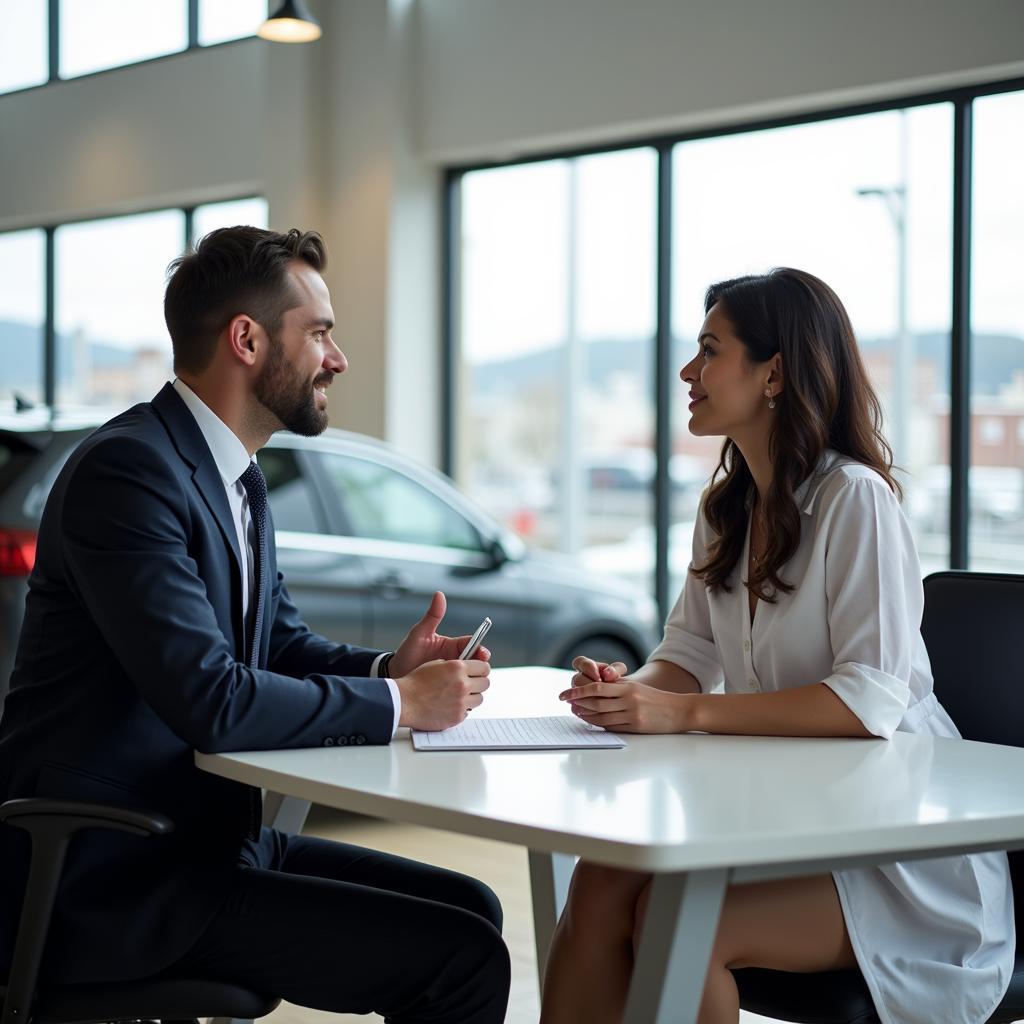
top-left (559, 656), bottom-right (695, 733)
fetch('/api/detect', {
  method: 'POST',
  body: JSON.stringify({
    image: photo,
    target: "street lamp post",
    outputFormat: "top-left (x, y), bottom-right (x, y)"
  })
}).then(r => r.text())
top-left (856, 110), bottom-right (912, 474)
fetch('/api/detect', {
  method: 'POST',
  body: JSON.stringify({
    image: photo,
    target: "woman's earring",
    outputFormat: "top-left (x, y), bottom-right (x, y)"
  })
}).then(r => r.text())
top-left (765, 387), bottom-right (776, 410)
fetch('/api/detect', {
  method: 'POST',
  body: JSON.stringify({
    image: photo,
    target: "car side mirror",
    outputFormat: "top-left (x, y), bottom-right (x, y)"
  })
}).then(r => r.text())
top-left (487, 537), bottom-right (509, 569)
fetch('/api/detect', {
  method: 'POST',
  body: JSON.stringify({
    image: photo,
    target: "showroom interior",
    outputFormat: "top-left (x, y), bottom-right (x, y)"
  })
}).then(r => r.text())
top-left (1, 2), bottom-right (1023, 1022)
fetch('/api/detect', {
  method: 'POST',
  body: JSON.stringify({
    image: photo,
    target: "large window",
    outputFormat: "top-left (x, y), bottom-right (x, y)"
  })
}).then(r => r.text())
top-left (0, 0), bottom-right (48, 94)
top-left (59, 0), bottom-right (188, 79)
top-left (969, 89), bottom-right (1024, 572)
top-left (671, 104), bottom-right (953, 586)
top-left (0, 196), bottom-right (268, 414)
top-left (458, 149), bottom-right (657, 591)
top-left (55, 210), bottom-right (184, 407)
top-left (0, 230), bottom-right (46, 407)
top-left (448, 81), bottom-right (1024, 612)
top-left (0, 0), bottom-right (265, 95)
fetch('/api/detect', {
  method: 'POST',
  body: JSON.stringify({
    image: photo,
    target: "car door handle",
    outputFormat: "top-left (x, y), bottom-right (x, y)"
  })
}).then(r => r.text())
top-left (373, 570), bottom-right (413, 598)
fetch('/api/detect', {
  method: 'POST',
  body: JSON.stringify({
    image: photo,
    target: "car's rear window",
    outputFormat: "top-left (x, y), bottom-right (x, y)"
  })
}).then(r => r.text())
top-left (0, 435), bottom-right (36, 496)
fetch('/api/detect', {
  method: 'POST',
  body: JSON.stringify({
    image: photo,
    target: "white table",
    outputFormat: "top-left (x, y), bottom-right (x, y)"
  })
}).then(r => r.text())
top-left (196, 667), bottom-right (1024, 1023)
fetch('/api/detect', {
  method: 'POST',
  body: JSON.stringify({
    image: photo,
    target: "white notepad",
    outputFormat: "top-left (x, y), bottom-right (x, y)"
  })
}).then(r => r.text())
top-left (411, 715), bottom-right (626, 751)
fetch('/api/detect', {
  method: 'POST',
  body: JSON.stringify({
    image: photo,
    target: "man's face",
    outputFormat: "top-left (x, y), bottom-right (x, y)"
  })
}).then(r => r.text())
top-left (254, 262), bottom-right (346, 436)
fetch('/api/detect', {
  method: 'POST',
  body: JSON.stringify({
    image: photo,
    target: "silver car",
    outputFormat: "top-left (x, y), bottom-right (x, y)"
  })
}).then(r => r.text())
top-left (0, 412), bottom-right (661, 706)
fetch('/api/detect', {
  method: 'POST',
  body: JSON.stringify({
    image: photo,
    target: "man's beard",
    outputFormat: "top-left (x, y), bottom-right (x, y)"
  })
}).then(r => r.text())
top-left (254, 336), bottom-right (330, 437)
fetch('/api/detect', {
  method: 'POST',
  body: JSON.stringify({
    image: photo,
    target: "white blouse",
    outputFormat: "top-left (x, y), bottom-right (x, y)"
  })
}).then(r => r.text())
top-left (649, 452), bottom-right (1015, 1024)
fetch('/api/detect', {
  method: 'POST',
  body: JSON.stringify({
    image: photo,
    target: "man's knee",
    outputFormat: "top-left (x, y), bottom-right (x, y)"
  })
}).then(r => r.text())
top-left (439, 871), bottom-right (504, 933)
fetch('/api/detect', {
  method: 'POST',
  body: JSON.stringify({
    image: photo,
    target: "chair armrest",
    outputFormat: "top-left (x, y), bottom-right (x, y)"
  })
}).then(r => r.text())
top-left (0, 799), bottom-right (174, 1024)
top-left (0, 798), bottom-right (173, 837)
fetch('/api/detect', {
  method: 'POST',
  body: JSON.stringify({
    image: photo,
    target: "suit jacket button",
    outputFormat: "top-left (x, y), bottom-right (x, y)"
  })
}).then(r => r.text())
top-left (356, 735), bottom-right (366, 745)
top-left (337, 736), bottom-right (348, 746)
top-left (324, 737), bottom-right (334, 746)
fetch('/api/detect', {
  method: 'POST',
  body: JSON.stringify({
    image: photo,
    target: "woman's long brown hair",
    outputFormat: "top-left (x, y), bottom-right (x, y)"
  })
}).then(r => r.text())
top-left (692, 268), bottom-right (901, 602)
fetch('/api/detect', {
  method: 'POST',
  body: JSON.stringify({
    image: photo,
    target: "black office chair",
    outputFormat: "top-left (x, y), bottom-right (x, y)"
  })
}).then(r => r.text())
top-left (0, 798), bottom-right (280, 1024)
top-left (734, 570), bottom-right (1024, 1024)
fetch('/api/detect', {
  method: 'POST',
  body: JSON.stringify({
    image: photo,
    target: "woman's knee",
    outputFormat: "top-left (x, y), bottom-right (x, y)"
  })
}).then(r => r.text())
top-left (565, 862), bottom-right (651, 928)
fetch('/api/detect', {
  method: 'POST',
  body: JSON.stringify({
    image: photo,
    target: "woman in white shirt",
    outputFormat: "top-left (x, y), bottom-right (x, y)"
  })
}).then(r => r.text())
top-left (539, 268), bottom-right (1014, 1024)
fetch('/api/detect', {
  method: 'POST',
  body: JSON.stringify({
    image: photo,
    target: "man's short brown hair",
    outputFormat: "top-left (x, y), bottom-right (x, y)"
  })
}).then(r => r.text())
top-left (164, 226), bottom-right (328, 374)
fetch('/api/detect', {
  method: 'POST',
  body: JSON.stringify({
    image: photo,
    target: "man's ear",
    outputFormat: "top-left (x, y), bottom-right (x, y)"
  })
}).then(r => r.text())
top-left (226, 314), bottom-right (259, 367)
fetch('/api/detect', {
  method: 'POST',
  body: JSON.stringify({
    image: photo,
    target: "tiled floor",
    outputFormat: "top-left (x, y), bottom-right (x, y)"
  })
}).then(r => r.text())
top-left (264, 806), bottom-right (780, 1024)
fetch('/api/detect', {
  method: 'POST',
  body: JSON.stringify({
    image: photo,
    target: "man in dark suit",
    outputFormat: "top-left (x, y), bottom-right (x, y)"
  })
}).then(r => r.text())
top-left (0, 226), bottom-right (510, 1022)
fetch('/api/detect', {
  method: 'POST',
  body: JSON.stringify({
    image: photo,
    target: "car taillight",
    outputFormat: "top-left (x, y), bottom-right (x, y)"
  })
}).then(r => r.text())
top-left (0, 528), bottom-right (37, 577)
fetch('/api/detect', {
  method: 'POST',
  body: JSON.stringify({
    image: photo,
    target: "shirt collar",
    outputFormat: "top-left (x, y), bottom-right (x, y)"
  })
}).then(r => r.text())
top-left (172, 378), bottom-right (253, 487)
top-left (743, 450), bottom-right (844, 517)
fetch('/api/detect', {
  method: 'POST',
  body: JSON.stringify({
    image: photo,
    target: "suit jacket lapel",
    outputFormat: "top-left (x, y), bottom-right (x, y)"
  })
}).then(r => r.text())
top-left (151, 384), bottom-right (246, 640)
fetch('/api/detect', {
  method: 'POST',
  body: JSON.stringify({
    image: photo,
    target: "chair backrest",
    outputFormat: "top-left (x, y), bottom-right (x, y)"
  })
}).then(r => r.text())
top-left (921, 571), bottom-right (1024, 939)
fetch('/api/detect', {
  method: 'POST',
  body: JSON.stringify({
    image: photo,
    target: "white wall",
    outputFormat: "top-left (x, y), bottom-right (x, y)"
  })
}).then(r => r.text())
top-left (416, 0), bottom-right (1024, 162)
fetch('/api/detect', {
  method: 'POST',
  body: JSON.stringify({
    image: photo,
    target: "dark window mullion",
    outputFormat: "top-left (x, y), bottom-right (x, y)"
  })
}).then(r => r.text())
top-left (183, 206), bottom-right (196, 248)
top-left (654, 144), bottom-right (673, 618)
top-left (47, 0), bottom-right (60, 82)
top-left (441, 170), bottom-right (461, 480)
top-left (187, 0), bottom-right (199, 49)
top-left (43, 227), bottom-right (56, 411)
top-left (950, 98), bottom-right (973, 569)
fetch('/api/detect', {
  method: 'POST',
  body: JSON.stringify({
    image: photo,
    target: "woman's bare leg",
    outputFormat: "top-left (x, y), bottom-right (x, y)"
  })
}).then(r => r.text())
top-left (633, 874), bottom-right (856, 1024)
top-left (539, 860), bottom-right (652, 1024)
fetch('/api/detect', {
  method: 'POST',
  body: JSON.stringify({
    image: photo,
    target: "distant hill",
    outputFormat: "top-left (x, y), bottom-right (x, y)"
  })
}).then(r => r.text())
top-left (1, 318), bottom-right (1022, 401)
top-left (466, 331), bottom-right (1024, 398)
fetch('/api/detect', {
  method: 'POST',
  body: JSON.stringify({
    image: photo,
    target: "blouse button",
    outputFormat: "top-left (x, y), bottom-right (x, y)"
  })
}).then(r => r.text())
top-left (748, 677), bottom-right (759, 691)
top-left (743, 640), bottom-right (751, 652)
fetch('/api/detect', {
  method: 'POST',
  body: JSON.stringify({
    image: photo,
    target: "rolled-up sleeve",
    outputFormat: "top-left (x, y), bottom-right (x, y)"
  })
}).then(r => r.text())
top-left (647, 513), bottom-right (723, 691)
top-left (821, 478), bottom-right (916, 738)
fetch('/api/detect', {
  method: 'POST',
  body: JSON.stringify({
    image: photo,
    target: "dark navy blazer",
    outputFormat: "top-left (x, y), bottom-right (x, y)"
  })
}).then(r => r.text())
top-left (0, 383), bottom-right (394, 983)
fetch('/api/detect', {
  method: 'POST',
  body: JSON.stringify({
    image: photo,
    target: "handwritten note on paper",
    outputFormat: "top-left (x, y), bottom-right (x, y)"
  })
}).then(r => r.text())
top-left (411, 716), bottom-right (626, 751)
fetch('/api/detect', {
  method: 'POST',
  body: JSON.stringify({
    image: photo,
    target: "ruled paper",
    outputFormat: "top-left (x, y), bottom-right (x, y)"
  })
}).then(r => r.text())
top-left (412, 716), bottom-right (626, 750)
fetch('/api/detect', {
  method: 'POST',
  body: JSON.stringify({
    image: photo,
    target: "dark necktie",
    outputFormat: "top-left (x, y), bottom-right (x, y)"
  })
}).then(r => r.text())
top-left (238, 460), bottom-right (269, 839)
top-left (239, 461), bottom-right (268, 668)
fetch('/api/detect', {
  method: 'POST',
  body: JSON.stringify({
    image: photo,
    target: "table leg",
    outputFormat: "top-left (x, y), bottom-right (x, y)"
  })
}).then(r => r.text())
top-left (528, 849), bottom-right (577, 991)
top-left (262, 792), bottom-right (311, 834)
top-left (624, 868), bottom-right (729, 1024)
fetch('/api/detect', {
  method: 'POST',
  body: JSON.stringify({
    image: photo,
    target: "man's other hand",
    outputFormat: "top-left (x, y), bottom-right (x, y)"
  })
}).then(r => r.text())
top-left (396, 658), bottom-right (491, 731)
top-left (390, 591), bottom-right (491, 677)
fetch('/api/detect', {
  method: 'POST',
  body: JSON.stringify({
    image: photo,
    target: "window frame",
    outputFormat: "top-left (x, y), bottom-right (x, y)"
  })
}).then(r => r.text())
top-left (0, 0), bottom-right (263, 99)
top-left (0, 194), bottom-right (265, 418)
top-left (442, 75), bottom-right (1024, 615)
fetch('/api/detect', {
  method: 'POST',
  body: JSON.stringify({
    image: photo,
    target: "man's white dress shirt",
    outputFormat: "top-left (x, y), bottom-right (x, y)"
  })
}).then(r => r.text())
top-left (172, 379), bottom-right (401, 735)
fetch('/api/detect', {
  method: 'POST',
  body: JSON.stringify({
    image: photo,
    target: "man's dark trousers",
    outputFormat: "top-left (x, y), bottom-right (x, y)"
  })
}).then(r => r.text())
top-left (172, 828), bottom-right (510, 1023)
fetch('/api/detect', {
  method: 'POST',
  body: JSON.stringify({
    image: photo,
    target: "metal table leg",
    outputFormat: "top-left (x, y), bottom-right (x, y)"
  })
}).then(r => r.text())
top-left (528, 849), bottom-right (577, 991)
top-left (624, 868), bottom-right (729, 1024)
top-left (262, 792), bottom-right (311, 834)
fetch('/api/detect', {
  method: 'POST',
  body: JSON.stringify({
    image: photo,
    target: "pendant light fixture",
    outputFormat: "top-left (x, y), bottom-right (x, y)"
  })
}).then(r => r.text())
top-left (258, 0), bottom-right (322, 43)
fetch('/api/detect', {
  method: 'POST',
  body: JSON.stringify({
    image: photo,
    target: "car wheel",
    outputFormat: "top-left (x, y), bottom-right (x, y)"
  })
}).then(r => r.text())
top-left (559, 636), bottom-right (640, 673)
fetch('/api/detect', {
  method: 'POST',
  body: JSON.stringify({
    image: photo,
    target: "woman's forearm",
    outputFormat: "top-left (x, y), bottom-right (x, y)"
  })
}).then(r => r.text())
top-left (688, 682), bottom-right (874, 738)
top-left (631, 659), bottom-right (702, 695)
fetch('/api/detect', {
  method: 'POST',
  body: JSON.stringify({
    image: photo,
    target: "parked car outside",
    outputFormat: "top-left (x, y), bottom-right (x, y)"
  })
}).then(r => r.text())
top-left (0, 409), bottom-right (662, 708)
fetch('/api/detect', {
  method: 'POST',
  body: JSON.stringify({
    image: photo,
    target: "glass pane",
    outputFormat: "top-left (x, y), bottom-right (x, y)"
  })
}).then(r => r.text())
top-left (257, 447), bottom-right (322, 533)
top-left (320, 454), bottom-right (483, 551)
top-left (199, 0), bottom-right (267, 45)
top-left (969, 89), bottom-right (1024, 572)
top-left (459, 149), bottom-right (657, 595)
top-left (0, 230), bottom-right (46, 408)
top-left (193, 196), bottom-right (270, 242)
top-left (60, 0), bottom-right (187, 78)
top-left (671, 104), bottom-right (953, 591)
top-left (55, 210), bottom-right (184, 408)
top-left (0, 0), bottom-right (48, 94)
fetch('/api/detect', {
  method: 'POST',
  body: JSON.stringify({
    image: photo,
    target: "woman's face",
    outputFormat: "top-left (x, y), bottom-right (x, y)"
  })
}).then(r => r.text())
top-left (679, 302), bottom-right (779, 439)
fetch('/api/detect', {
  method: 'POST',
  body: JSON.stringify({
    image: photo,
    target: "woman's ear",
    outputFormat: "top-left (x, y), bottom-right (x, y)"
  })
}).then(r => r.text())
top-left (767, 353), bottom-right (784, 394)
